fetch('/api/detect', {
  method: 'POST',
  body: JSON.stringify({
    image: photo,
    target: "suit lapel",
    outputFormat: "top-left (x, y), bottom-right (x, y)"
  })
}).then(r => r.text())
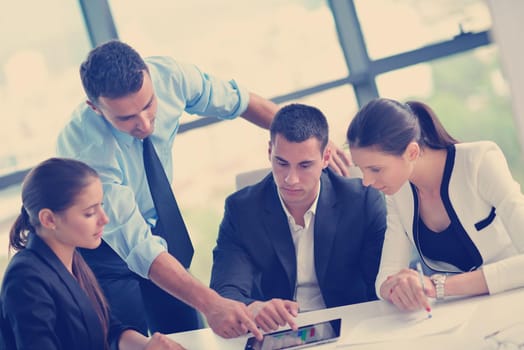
top-left (27, 234), bottom-right (104, 348)
top-left (314, 171), bottom-right (338, 284)
top-left (263, 178), bottom-right (297, 295)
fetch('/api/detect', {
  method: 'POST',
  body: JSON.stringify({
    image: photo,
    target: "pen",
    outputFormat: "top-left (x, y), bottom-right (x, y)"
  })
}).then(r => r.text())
top-left (416, 262), bottom-right (432, 319)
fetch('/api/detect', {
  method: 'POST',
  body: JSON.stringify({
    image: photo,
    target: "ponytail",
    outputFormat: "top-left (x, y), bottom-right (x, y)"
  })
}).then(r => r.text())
top-left (406, 101), bottom-right (458, 149)
top-left (347, 98), bottom-right (458, 156)
top-left (8, 206), bottom-right (35, 254)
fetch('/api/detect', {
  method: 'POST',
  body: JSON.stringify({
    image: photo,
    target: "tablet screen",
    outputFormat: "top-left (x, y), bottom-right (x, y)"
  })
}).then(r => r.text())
top-left (245, 318), bottom-right (341, 350)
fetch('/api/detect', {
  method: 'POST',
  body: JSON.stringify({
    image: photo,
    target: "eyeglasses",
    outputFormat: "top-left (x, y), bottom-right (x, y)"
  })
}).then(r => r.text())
top-left (484, 322), bottom-right (524, 350)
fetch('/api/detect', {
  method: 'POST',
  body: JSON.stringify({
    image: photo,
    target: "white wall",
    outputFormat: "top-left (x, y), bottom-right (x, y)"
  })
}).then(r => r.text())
top-left (487, 0), bottom-right (524, 155)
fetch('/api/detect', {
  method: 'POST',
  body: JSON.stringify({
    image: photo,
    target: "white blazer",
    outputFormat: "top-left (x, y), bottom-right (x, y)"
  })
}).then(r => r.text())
top-left (376, 141), bottom-right (524, 296)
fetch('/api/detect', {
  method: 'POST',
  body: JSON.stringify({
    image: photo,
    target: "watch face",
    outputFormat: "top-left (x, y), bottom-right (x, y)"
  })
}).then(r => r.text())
top-left (431, 274), bottom-right (445, 283)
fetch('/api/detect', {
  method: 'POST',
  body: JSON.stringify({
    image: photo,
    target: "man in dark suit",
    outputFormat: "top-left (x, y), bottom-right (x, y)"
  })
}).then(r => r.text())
top-left (210, 103), bottom-right (386, 332)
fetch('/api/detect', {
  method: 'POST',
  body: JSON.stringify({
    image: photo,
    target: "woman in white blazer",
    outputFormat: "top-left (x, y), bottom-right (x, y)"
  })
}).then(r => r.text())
top-left (346, 98), bottom-right (524, 313)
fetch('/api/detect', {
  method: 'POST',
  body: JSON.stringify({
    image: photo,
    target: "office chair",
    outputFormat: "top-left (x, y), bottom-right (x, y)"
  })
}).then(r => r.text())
top-left (235, 168), bottom-right (271, 190)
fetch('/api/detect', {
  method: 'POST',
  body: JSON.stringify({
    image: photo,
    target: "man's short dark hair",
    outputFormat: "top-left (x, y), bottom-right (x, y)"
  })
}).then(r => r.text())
top-left (80, 40), bottom-right (148, 104)
top-left (270, 103), bottom-right (329, 151)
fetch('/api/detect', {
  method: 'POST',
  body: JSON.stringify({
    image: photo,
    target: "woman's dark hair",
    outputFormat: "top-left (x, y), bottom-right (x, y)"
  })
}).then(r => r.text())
top-left (9, 158), bottom-right (111, 349)
top-left (346, 98), bottom-right (458, 156)
top-left (80, 40), bottom-right (149, 104)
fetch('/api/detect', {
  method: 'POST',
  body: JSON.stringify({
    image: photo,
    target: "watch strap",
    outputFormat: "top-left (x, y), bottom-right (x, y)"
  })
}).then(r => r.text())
top-left (431, 274), bottom-right (447, 300)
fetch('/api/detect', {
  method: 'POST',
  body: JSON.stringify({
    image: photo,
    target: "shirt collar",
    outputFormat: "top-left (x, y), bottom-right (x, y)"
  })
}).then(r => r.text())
top-left (111, 125), bottom-right (136, 147)
top-left (277, 180), bottom-right (321, 223)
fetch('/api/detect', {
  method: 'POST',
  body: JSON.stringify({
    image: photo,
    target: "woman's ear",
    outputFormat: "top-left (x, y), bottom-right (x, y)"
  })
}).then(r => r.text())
top-left (405, 142), bottom-right (420, 161)
top-left (38, 209), bottom-right (57, 230)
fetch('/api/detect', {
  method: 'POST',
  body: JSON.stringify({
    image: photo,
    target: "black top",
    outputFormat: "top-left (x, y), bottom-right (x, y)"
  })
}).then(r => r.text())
top-left (418, 219), bottom-right (477, 272)
top-left (411, 145), bottom-right (483, 273)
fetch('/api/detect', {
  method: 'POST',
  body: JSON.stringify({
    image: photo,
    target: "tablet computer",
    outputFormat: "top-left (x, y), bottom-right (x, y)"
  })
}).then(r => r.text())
top-left (244, 318), bottom-right (342, 350)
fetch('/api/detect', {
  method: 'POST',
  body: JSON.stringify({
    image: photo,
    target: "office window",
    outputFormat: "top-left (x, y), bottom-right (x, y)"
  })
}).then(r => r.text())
top-left (109, 0), bottom-right (348, 98)
top-left (354, 0), bottom-right (492, 59)
top-left (0, 1), bottom-right (90, 278)
top-left (0, 2), bottom-right (89, 175)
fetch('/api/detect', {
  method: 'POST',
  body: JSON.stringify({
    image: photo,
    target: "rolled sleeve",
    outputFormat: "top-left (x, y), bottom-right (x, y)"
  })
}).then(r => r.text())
top-left (125, 235), bottom-right (167, 278)
top-left (184, 70), bottom-right (249, 119)
top-left (148, 56), bottom-right (250, 120)
top-left (100, 182), bottom-right (167, 278)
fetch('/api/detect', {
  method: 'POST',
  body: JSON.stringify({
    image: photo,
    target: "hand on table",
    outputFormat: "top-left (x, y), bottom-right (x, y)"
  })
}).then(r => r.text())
top-left (247, 299), bottom-right (299, 333)
top-left (204, 296), bottom-right (263, 340)
top-left (380, 268), bottom-right (434, 312)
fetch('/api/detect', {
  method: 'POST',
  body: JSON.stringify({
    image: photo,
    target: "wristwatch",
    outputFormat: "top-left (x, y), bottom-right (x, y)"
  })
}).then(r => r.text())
top-left (430, 274), bottom-right (447, 300)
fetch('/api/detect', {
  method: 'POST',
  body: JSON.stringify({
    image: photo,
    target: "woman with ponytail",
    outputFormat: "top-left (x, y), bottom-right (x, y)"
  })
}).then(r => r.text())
top-left (347, 98), bottom-right (524, 312)
top-left (1, 158), bottom-right (184, 349)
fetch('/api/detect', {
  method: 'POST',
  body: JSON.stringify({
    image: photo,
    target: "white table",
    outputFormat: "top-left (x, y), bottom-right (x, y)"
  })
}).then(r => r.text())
top-left (167, 287), bottom-right (524, 350)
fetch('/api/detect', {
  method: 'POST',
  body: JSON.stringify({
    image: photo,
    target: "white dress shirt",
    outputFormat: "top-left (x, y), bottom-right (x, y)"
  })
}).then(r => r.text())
top-left (278, 182), bottom-right (326, 312)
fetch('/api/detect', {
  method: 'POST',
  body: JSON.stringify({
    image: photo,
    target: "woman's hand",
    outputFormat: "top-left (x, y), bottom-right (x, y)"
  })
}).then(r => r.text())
top-left (380, 268), bottom-right (433, 312)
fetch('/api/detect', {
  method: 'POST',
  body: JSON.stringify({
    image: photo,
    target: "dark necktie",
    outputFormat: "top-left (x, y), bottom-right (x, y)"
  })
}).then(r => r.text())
top-left (143, 137), bottom-right (194, 268)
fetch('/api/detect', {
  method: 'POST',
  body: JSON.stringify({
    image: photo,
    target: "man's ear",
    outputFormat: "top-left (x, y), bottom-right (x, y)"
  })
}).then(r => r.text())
top-left (322, 146), bottom-right (332, 169)
top-left (405, 142), bottom-right (420, 161)
top-left (86, 100), bottom-right (103, 115)
top-left (38, 208), bottom-right (57, 230)
top-left (268, 141), bottom-right (272, 162)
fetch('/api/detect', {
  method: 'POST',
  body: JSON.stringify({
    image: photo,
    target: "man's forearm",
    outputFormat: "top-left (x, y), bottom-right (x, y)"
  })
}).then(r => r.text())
top-left (148, 252), bottom-right (263, 340)
top-left (240, 93), bottom-right (279, 129)
top-left (148, 252), bottom-right (221, 314)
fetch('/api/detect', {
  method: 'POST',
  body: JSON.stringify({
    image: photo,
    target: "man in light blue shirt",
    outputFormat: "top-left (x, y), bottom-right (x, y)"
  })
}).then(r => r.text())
top-left (57, 41), bottom-right (351, 338)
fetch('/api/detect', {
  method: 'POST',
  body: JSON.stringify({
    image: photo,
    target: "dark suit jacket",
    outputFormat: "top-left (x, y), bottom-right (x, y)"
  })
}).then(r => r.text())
top-left (210, 169), bottom-right (386, 308)
top-left (0, 234), bottom-right (129, 350)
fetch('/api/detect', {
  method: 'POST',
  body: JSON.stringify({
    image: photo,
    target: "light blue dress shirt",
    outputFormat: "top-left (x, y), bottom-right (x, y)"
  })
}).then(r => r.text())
top-left (56, 56), bottom-right (249, 278)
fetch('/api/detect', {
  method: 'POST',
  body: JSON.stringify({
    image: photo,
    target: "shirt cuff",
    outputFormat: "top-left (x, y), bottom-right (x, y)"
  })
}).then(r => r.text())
top-left (125, 235), bottom-right (168, 278)
top-left (228, 79), bottom-right (250, 119)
